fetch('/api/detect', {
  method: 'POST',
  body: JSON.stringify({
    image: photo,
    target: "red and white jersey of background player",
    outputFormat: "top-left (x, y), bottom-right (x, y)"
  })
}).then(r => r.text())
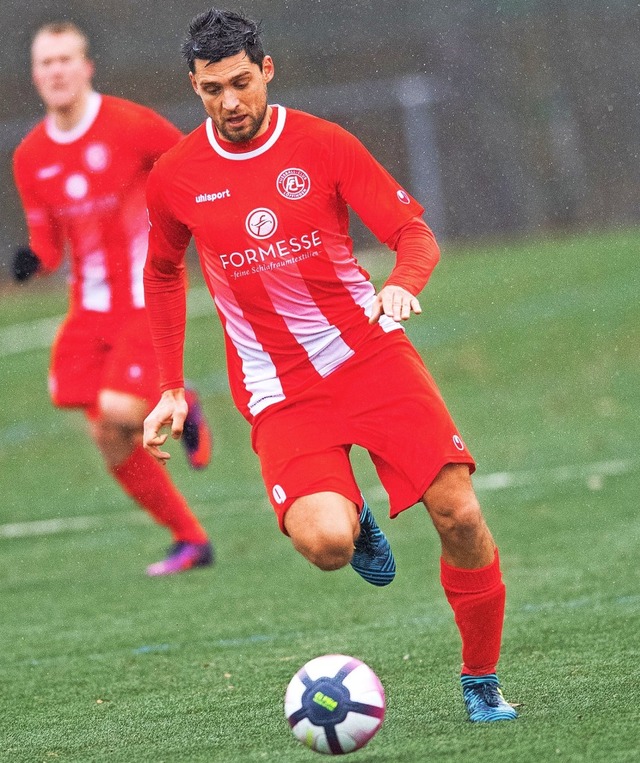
top-left (145, 106), bottom-right (426, 422)
top-left (13, 92), bottom-right (182, 316)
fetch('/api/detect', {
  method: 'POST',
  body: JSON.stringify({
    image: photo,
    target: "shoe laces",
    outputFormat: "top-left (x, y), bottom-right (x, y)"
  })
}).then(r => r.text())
top-left (465, 682), bottom-right (504, 709)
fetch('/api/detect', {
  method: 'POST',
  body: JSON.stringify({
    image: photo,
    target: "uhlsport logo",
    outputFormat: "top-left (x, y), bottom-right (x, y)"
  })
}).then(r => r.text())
top-left (246, 208), bottom-right (278, 240)
top-left (277, 168), bottom-right (311, 200)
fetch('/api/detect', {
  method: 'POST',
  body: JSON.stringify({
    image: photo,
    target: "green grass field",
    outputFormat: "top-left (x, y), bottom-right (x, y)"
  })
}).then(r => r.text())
top-left (1, 228), bottom-right (638, 762)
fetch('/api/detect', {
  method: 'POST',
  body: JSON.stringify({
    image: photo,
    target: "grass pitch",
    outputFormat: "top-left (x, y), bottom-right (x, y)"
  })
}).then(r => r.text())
top-left (1, 228), bottom-right (638, 761)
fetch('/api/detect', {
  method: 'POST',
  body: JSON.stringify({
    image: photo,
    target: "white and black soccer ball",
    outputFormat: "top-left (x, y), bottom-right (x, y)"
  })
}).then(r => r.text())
top-left (284, 654), bottom-right (385, 755)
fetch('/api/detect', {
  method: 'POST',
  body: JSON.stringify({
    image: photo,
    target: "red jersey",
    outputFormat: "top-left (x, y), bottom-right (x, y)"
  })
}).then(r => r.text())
top-left (145, 106), bottom-right (436, 422)
top-left (13, 92), bottom-right (182, 316)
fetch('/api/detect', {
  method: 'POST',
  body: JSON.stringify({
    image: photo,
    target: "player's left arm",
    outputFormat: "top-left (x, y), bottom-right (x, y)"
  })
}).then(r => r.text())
top-left (369, 216), bottom-right (440, 324)
top-left (330, 125), bottom-right (439, 324)
top-left (138, 106), bottom-right (184, 167)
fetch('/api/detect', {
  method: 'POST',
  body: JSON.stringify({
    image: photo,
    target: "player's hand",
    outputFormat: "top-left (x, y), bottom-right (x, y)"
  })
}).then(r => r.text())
top-left (369, 284), bottom-right (422, 324)
top-left (12, 247), bottom-right (41, 282)
top-left (143, 388), bottom-right (188, 464)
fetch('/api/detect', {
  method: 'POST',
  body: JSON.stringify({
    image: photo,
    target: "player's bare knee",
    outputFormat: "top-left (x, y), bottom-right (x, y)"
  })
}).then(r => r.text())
top-left (425, 492), bottom-right (483, 540)
top-left (293, 529), bottom-right (354, 571)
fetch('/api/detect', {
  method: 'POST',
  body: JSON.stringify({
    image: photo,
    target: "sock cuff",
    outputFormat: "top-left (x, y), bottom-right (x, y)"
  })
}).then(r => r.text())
top-left (440, 548), bottom-right (502, 593)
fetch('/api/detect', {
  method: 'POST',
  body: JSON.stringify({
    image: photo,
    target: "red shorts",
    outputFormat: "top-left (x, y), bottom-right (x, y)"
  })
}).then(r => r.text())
top-left (48, 309), bottom-right (160, 415)
top-left (251, 332), bottom-right (476, 533)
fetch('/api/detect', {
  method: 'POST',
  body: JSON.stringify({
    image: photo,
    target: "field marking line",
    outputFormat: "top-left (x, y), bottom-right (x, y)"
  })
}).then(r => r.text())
top-left (1, 458), bottom-right (636, 540)
top-left (0, 287), bottom-right (216, 357)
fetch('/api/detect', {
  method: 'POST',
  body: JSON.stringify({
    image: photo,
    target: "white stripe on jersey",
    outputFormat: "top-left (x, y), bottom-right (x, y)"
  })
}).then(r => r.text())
top-left (329, 254), bottom-right (404, 335)
top-left (129, 231), bottom-right (148, 309)
top-left (81, 249), bottom-right (111, 312)
top-left (204, 260), bottom-right (286, 417)
top-left (259, 264), bottom-right (355, 376)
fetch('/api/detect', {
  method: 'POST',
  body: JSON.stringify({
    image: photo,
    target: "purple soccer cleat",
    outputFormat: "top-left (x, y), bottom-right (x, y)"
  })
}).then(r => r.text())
top-left (146, 541), bottom-right (214, 576)
top-left (182, 387), bottom-right (213, 470)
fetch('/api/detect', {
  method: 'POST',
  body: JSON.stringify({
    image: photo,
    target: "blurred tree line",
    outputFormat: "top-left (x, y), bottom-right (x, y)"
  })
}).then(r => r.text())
top-left (1, 0), bottom-right (638, 276)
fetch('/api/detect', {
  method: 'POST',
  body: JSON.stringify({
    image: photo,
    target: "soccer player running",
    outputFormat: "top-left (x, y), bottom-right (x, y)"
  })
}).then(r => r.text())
top-left (143, 8), bottom-right (517, 721)
top-left (12, 22), bottom-right (215, 576)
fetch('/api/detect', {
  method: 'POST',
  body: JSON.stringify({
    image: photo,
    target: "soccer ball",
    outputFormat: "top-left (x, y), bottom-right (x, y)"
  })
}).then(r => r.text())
top-left (284, 654), bottom-right (385, 755)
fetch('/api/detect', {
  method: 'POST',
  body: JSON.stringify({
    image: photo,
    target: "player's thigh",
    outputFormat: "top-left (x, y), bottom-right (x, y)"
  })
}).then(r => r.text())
top-left (101, 311), bottom-right (161, 407)
top-left (98, 389), bottom-right (149, 429)
top-left (252, 404), bottom-right (363, 534)
top-left (49, 315), bottom-right (105, 408)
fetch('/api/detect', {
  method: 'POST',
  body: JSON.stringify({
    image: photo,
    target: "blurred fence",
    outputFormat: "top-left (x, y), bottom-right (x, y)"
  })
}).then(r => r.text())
top-left (1, 0), bottom-right (638, 278)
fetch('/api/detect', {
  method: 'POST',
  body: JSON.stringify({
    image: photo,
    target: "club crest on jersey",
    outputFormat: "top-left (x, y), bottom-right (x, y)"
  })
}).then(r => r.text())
top-left (276, 168), bottom-right (311, 200)
top-left (84, 143), bottom-right (110, 172)
top-left (246, 208), bottom-right (278, 240)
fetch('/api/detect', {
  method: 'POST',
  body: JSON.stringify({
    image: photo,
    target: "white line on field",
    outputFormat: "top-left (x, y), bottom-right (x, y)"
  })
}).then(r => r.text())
top-left (0, 287), bottom-right (216, 357)
top-left (1, 458), bottom-right (636, 540)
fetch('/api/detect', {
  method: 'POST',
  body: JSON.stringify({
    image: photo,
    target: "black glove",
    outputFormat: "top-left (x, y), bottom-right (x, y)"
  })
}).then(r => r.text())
top-left (12, 247), bottom-right (41, 282)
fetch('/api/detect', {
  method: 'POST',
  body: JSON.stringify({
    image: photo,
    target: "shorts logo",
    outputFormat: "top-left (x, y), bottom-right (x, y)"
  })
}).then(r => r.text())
top-left (128, 364), bottom-right (142, 380)
top-left (453, 434), bottom-right (465, 451)
top-left (397, 189), bottom-right (411, 205)
top-left (65, 173), bottom-right (89, 200)
top-left (272, 484), bottom-right (287, 505)
top-left (246, 208), bottom-right (278, 240)
top-left (84, 142), bottom-right (110, 172)
top-left (276, 168), bottom-right (311, 200)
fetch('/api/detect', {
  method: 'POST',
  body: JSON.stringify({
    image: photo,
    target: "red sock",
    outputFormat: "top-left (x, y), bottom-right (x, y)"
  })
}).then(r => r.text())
top-left (110, 444), bottom-right (208, 543)
top-left (440, 548), bottom-right (505, 676)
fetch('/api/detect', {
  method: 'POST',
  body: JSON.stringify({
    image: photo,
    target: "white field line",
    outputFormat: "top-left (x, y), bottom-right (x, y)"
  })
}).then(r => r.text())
top-left (0, 287), bottom-right (216, 357)
top-left (1, 458), bottom-right (635, 541)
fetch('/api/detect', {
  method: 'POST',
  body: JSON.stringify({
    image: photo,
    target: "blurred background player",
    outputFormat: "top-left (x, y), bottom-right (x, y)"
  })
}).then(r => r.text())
top-left (143, 8), bottom-right (517, 721)
top-left (12, 21), bottom-right (214, 576)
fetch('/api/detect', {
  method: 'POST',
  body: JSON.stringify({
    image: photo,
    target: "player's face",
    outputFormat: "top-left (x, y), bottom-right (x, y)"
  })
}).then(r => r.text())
top-left (190, 52), bottom-right (274, 143)
top-left (31, 31), bottom-right (94, 112)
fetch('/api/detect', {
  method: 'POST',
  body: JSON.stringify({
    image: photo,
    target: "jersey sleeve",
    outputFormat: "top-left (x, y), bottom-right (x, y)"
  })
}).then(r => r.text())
top-left (12, 145), bottom-right (64, 272)
top-left (139, 110), bottom-right (183, 169)
top-left (383, 216), bottom-right (441, 295)
top-left (143, 163), bottom-right (192, 391)
top-left (330, 125), bottom-right (425, 244)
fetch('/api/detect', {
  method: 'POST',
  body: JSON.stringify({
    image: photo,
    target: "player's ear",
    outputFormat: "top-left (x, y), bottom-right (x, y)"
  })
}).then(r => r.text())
top-left (189, 71), bottom-right (199, 96)
top-left (262, 56), bottom-right (275, 85)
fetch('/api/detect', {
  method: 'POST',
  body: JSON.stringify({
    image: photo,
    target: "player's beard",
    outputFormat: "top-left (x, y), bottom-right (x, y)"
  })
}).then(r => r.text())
top-left (217, 102), bottom-right (269, 144)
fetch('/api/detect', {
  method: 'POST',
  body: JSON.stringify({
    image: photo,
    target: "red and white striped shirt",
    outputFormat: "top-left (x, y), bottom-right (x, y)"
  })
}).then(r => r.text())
top-left (13, 92), bottom-right (182, 316)
top-left (144, 106), bottom-right (439, 422)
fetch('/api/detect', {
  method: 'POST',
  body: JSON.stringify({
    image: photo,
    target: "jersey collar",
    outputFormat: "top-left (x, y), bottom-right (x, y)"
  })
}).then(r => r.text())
top-left (205, 105), bottom-right (286, 160)
top-left (45, 91), bottom-right (102, 145)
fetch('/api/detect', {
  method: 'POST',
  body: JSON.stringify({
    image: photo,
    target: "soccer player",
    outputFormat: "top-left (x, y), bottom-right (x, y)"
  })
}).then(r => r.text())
top-left (143, 9), bottom-right (518, 720)
top-left (12, 21), bottom-right (215, 576)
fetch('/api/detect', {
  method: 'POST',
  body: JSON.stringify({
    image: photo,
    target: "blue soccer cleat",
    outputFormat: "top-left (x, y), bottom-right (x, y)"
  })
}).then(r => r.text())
top-left (350, 501), bottom-right (396, 586)
top-left (461, 674), bottom-right (518, 722)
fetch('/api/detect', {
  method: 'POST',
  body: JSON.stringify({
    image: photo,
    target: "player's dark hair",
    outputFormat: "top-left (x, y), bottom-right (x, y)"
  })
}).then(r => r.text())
top-left (181, 8), bottom-right (264, 73)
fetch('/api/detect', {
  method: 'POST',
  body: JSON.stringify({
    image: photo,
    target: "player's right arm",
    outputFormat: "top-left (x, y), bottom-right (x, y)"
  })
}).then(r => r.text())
top-left (142, 161), bottom-right (192, 461)
top-left (12, 144), bottom-right (64, 282)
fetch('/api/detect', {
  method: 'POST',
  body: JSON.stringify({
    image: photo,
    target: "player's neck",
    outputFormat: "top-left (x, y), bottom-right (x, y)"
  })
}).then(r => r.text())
top-left (48, 88), bottom-right (94, 133)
